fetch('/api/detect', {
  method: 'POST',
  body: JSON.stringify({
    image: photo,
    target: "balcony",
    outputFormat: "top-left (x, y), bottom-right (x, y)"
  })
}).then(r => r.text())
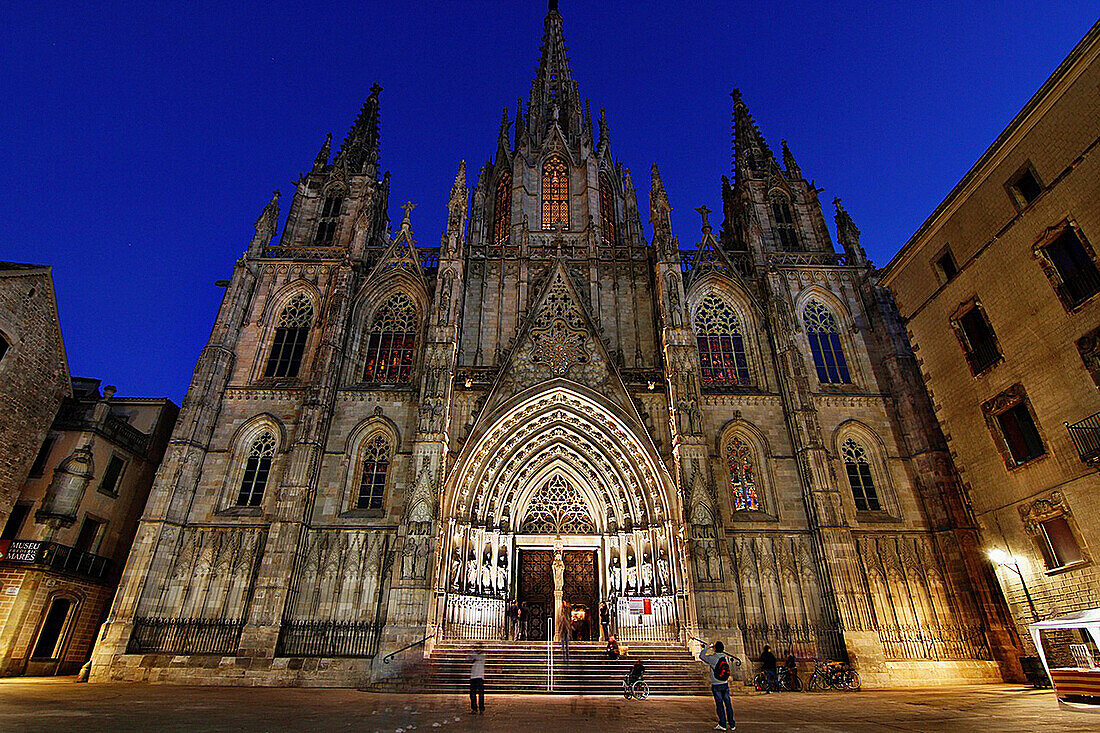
top-left (54, 401), bottom-right (151, 456)
top-left (0, 539), bottom-right (112, 582)
top-left (1066, 411), bottom-right (1100, 466)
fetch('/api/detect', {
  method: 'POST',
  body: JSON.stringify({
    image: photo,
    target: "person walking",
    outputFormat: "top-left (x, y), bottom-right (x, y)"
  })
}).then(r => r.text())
top-left (557, 603), bottom-right (572, 662)
top-left (760, 644), bottom-right (778, 693)
top-left (468, 643), bottom-right (486, 714)
top-left (599, 600), bottom-right (611, 641)
top-left (699, 640), bottom-right (735, 731)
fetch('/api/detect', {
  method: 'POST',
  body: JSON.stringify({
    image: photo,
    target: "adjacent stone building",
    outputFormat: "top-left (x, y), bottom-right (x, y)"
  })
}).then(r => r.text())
top-left (91, 2), bottom-right (1020, 687)
top-left (0, 378), bottom-right (177, 676)
top-left (0, 263), bottom-right (71, 521)
top-left (881, 21), bottom-right (1100, 662)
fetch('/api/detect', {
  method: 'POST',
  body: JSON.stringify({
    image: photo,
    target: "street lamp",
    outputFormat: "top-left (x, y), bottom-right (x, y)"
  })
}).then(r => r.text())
top-left (989, 548), bottom-right (1041, 621)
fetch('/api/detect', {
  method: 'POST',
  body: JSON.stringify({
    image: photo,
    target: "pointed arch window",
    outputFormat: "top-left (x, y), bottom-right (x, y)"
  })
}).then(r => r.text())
top-left (264, 294), bottom-right (314, 379)
top-left (315, 194), bottom-right (343, 245)
top-left (493, 174), bottom-right (512, 244)
top-left (842, 437), bottom-right (880, 511)
top-left (599, 176), bottom-right (616, 246)
top-left (356, 434), bottom-right (391, 510)
top-left (237, 431), bottom-right (276, 506)
top-left (541, 156), bottom-right (569, 230)
top-left (803, 299), bottom-right (851, 384)
top-left (519, 475), bottom-right (595, 534)
top-left (771, 194), bottom-right (798, 250)
top-left (694, 294), bottom-right (751, 386)
top-left (363, 293), bottom-right (419, 384)
top-left (726, 436), bottom-right (761, 512)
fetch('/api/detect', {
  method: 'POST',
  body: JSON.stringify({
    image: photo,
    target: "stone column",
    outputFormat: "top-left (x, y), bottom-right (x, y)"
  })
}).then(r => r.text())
top-left (552, 548), bottom-right (564, 641)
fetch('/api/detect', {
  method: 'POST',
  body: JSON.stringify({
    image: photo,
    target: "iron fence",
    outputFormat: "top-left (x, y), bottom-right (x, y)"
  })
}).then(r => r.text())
top-left (877, 623), bottom-right (991, 661)
top-left (614, 596), bottom-right (680, 642)
top-left (443, 594), bottom-right (505, 641)
top-left (276, 620), bottom-right (382, 658)
top-left (127, 617), bottom-right (244, 655)
top-left (740, 621), bottom-right (845, 663)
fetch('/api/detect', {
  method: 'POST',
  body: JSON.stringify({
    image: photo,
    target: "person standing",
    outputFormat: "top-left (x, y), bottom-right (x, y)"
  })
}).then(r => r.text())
top-left (698, 640), bottom-right (735, 731)
top-left (557, 604), bottom-right (572, 662)
top-left (760, 644), bottom-right (778, 693)
top-left (599, 600), bottom-right (611, 641)
top-left (517, 601), bottom-right (527, 641)
top-left (468, 643), bottom-right (486, 714)
top-left (505, 600), bottom-right (519, 641)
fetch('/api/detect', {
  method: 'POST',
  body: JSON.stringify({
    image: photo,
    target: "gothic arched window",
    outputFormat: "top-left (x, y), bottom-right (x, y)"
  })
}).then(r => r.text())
top-left (599, 176), bottom-right (616, 245)
top-left (356, 434), bottom-right (391, 510)
top-left (771, 194), bottom-right (797, 250)
top-left (541, 156), bottom-right (569, 230)
top-left (726, 436), bottom-right (761, 512)
top-left (803, 299), bottom-right (851, 384)
top-left (519, 475), bottom-right (595, 534)
top-left (363, 293), bottom-right (419, 384)
top-left (694, 294), bottom-right (751, 386)
top-left (264, 294), bottom-right (314, 379)
top-left (237, 431), bottom-right (276, 506)
top-left (842, 437), bottom-right (880, 511)
top-left (493, 174), bottom-right (511, 244)
top-left (315, 194), bottom-right (343, 245)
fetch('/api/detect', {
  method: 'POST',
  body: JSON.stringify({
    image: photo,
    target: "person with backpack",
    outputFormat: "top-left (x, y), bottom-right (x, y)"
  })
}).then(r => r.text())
top-left (699, 640), bottom-right (736, 731)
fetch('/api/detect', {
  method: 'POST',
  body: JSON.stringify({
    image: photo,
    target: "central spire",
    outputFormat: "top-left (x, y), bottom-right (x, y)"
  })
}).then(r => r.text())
top-left (526, 1), bottom-right (582, 143)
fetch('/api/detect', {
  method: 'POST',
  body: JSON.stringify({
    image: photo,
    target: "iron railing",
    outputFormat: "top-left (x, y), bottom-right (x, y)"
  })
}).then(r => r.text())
top-left (127, 617), bottom-right (244, 655)
top-left (276, 620), bottom-right (382, 658)
top-left (54, 401), bottom-right (151, 455)
top-left (876, 624), bottom-right (991, 661)
top-left (443, 594), bottom-right (506, 641)
top-left (1066, 411), bottom-right (1100, 465)
top-left (740, 621), bottom-right (846, 663)
top-left (0, 539), bottom-right (112, 581)
top-left (614, 596), bottom-right (680, 641)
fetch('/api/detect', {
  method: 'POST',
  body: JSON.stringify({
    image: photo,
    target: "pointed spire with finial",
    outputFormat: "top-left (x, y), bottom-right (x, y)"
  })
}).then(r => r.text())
top-left (515, 98), bottom-right (525, 148)
top-left (730, 88), bottom-right (775, 184)
top-left (649, 163), bottom-right (673, 240)
top-left (400, 200), bottom-right (417, 232)
top-left (527, 0), bottom-right (581, 141)
top-left (833, 197), bottom-right (867, 264)
top-left (313, 133), bottom-right (332, 170)
top-left (583, 99), bottom-right (593, 146)
top-left (781, 139), bottom-right (802, 179)
top-left (597, 108), bottom-right (611, 152)
top-left (443, 161), bottom-right (469, 256)
top-left (498, 107), bottom-right (511, 152)
top-left (250, 190), bottom-right (280, 254)
top-left (335, 83), bottom-right (382, 174)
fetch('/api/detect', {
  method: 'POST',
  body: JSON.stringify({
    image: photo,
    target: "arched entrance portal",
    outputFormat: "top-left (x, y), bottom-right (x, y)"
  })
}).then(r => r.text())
top-left (435, 382), bottom-right (688, 643)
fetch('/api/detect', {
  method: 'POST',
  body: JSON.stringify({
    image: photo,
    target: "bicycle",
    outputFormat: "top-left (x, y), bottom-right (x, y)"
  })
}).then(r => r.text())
top-left (622, 673), bottom-right (650, 700)
top-left (753, 666), bottom-right (802, 692)
top-left (806, 659), bottom-right (861, 691)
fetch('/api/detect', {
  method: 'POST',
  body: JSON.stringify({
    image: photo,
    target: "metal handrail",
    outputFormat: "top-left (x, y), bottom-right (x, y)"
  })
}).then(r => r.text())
top-left (382, 633), bottom-right (434, 664)
top-left (688, 635), bottom-right (742, 668)
top-left (547, 617), bottom-right (554, 692)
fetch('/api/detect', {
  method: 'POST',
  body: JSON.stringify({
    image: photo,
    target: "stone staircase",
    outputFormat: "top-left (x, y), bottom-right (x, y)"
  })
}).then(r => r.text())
top-left (370, 640), bottom-right (711, 695)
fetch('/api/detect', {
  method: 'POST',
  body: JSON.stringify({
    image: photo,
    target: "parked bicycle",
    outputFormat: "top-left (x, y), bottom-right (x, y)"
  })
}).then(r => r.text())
top-left (753, 665), bottom-right (802, 692)
top-left (806, 659), bottom-right (861, 691)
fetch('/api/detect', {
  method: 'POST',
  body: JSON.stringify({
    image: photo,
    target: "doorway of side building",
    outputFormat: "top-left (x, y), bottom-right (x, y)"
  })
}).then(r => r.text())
top-left (26, 596), bottom-right (77, 676)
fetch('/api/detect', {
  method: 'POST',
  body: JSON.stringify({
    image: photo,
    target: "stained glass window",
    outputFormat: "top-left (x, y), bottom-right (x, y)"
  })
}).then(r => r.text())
top-left (493, 175), bottom-right (511, 244)
top-left (803, 300), bottom-right (851, 384)
top-left (726, 436), bottom-right (761, 511)
top-left (356, 434), bottom-right (391, 510)
top-left (842, 438), bottom-right (880, 511)
top-left (694, 294), bottom-right (751, 386)
top-left (542, 156), bottom-right (569, 230)
top-left (363, 293), bottom-right (418, 384)
top-left (519, 475), bottom-right (595, 534)
top-left (599, 176), bottom-right (616, 245)
top-left (264, 294), bottom-right (313, 379)
top-left (237, 431), bottom-right (276, 506)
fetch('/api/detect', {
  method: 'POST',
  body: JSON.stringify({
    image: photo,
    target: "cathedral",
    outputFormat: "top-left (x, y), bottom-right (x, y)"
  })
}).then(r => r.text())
top-left (90, 2), bottom-right (1023, 687)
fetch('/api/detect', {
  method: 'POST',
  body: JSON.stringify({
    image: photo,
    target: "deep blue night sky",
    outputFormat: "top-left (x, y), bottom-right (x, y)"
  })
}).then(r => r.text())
top-left (3, 2), bottom-right (1097, 402)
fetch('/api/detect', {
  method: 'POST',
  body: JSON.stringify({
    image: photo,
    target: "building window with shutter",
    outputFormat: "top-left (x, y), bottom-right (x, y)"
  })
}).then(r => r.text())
top-left (98, 455), bottom-right (127, 497)
top-left (1019, 493), bottom-right (1089, 573)
top-left (1035, 222), bottom-right (1100, 311)
top-left (982, 384), bottom-right (1046, 469)
top-left (951, 301), bottom-right (1002, 375)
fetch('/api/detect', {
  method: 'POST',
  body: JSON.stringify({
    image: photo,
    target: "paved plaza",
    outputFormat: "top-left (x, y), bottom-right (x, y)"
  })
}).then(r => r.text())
top-left (0, 680), bottom-right (1096, 732)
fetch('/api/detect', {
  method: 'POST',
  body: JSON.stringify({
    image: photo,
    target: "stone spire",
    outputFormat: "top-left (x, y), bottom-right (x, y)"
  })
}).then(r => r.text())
top-left (442, 161), bottom-right (468, 256)
top-left (597, 108), bottom-right (611, 152)
top-left (497, 107), bottom-right (511, 153)
top-left (249, 190), bottom-right (280, 255)
top-left (334, 83), bottom-right (382, 174)
top-left (526, 1), bottom-right (582, 141)
top-left (834, 197), bottom-right (867, 264)
top-left (730, 89), bottom-right (775, 184)
top-left (781, 139), bottom-right (802, 179)
top-left (650, 164), bottom-right (677, 262)
top-left (313, 133), bottom-right (332, 170)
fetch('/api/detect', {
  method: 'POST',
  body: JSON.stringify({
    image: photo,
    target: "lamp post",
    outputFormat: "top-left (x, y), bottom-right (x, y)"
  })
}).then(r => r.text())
top-left (989, 549), bottom-right (1041, 621)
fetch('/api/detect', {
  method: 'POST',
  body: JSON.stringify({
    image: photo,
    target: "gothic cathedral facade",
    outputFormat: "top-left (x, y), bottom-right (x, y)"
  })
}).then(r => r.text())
top-left (91, 4), bottom-right (1023, 686)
